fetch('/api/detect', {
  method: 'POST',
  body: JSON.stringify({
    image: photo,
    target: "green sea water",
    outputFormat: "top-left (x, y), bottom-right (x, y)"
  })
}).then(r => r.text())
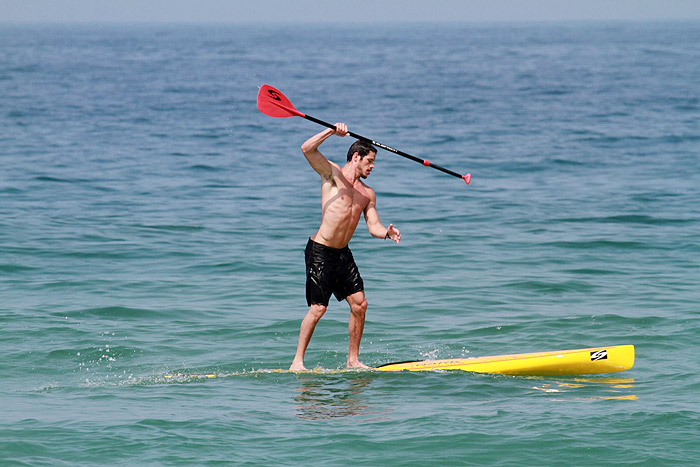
top-left (1, 22), bottom-right (699, 465)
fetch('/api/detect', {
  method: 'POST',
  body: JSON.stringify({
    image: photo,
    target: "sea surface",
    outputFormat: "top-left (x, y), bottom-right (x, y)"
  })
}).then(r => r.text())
top-left (1, 21), bottom-right (699, 465)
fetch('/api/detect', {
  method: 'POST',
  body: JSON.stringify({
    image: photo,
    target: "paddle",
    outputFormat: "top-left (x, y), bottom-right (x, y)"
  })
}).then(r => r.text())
top-left (257, 85), bottom-right (471, 185)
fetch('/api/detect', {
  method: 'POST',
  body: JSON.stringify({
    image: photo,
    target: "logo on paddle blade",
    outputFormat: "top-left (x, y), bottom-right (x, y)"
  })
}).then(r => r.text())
top-left (590, 349), bottom-right (608, 361)
top-left (267, 89), bottom-right (282, 101)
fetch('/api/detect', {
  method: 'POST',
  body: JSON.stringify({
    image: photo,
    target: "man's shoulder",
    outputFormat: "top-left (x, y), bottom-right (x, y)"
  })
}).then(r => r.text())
top-left (319, 161), bottom-right (342, 183)
top-left (358, 180), bottom-right (376, 199)
top-left (328, 161), bottom-right (344, 177)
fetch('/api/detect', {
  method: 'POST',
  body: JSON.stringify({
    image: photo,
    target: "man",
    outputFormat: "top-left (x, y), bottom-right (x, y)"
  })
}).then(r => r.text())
top-left (289, 122), bottom-right (401, 371)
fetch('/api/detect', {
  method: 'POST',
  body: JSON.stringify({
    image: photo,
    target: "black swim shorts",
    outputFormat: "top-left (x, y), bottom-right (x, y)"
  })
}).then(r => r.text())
top-left (305, 238), bottom-right (364, 306)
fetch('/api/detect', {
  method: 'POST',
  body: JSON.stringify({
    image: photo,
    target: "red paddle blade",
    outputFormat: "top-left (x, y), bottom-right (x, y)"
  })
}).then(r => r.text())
top-left (257, 85), bottom-right (305, 118)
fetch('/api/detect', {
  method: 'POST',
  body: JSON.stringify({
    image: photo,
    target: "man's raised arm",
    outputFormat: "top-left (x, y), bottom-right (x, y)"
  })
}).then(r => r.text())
top-left (301, 123), bottom-right (348, 180)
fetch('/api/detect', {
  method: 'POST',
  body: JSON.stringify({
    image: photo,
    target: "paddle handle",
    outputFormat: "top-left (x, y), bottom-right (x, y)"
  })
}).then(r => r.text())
top-left (303, 115), bottom-right (471, 185)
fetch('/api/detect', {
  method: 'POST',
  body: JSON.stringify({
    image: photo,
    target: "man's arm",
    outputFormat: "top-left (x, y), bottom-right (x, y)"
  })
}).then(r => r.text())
top-left (301, 123), bottom-right (348, 180)
top-left (364, 189), bottom-right (401, 244)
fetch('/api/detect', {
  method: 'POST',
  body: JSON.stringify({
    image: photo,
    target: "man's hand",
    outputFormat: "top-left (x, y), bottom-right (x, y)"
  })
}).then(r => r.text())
top-left (333, 122), bottom-right (349, 137)
top-left (386, 224), bottom-right (401, 244)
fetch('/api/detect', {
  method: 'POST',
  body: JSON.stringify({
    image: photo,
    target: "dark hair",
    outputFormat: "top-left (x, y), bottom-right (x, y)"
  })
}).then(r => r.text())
top-left (346, 140), bottom-right (377, 162)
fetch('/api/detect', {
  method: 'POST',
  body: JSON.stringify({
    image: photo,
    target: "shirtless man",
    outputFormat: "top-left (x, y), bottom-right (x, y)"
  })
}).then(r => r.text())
top-left (289, 123), bottom-right (401, 371)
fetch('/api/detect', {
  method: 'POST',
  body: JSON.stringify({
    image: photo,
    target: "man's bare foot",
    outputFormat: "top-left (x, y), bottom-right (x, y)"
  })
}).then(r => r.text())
top-left (289, 361), bottom-right (307, 371)
top-left (346, 361), bottom-right (371, 370)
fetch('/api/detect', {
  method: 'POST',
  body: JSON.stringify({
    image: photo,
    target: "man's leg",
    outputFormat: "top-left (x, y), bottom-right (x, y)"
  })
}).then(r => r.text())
top-left (346, 291), bottom-right (369, 369)
top-left (290, 304), bottom-right (327, 371)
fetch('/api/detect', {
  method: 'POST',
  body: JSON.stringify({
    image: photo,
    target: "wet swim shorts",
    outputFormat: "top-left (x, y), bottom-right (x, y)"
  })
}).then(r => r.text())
top-left (305, 238), bottom-right (364, 306)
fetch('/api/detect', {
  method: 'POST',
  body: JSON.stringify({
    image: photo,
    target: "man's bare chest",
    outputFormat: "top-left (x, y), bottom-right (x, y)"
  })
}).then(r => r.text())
top-left (323, 185), bottom-right (369, 212)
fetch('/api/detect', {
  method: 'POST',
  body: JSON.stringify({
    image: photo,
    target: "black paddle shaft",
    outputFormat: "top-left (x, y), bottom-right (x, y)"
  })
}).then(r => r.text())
top-left (302, 114), bottom-right (466, 180)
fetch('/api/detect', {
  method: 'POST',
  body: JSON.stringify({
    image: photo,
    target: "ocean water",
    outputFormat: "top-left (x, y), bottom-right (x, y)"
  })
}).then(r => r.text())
top-left (1, 21), bottom-right (699, 465)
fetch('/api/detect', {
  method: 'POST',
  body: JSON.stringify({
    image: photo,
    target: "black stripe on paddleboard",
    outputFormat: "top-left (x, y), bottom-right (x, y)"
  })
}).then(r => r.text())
top-left (375, 360), bottom-right (423, 368)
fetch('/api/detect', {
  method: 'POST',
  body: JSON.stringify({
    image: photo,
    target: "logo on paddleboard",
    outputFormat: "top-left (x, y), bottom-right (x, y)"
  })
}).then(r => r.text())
top-left (590, 349), bottom-right (608, 361)
top-left (267, 89), bottom-right (282, 101)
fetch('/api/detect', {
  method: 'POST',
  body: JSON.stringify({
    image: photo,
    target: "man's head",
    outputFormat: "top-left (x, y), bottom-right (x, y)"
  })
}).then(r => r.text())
top-left (346, 140), bottom-right (377, 162)
top-left (347, 140), bottom-right (378, 179)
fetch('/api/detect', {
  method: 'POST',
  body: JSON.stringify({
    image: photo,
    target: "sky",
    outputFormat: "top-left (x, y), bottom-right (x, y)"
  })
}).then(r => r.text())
top-left (1, 0), bottom-right (699, 23)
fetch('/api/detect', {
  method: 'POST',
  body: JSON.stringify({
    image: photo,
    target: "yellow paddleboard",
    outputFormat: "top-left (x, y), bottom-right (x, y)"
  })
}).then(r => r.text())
top-left (375, 345), bottom-right (634, 376)
top-left (163, 345), bottom-right (634, 379)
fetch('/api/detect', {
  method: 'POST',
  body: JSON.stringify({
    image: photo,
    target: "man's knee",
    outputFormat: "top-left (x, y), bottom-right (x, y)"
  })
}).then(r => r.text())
top-left (308, 304), bottom-right (327, 321)
top-left (351, 299), bottom-right (367, 317)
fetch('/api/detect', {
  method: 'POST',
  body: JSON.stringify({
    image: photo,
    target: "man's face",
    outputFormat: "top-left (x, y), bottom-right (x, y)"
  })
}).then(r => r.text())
top-left (358, 152), bottom-right (376, 179)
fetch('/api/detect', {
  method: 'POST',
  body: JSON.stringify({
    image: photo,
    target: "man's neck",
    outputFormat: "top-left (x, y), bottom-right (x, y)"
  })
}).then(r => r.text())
top-left (341, 163), bottom-right (360, 185)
